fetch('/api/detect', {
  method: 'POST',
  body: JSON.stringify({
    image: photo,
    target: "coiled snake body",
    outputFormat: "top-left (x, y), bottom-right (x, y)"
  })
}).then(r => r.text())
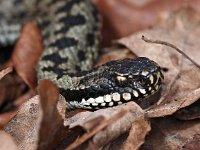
top-left (0, 0), bottom-right (164, 110)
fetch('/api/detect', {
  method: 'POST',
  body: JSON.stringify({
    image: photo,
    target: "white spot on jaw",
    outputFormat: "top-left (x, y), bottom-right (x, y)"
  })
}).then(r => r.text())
top-left (148, 87), bottom-right (152, 91)
top-left (101, 102), bottom-right (106, 107)
top-left (95, 96), bottom-right (104, 103)
top-left (139, 89), bottom-right (146, 94)
top-left (118, 101), bottom-right (122, 105)
top-left (122, 93), bottom-right (131, 101)
top-left (149, 75), bottom-right (154, 84)
top-left (109, 102), bottom-right (114, 106)
top-left (155, 85), bottom-right (159, 90)
top-left (87, 98), bottom-right (95, 103)
top-left (70, 101), bottom-right (82, 108)
top-left (112, 93), bottom-right (121, 101)
top-left (92, 103), bottom-right (98, 106)
top-left (157, 72), bottom-right (161, 78)
top-left (154, 77), bottom-right (159, 86)
top-left (84, 102), bottom-right (90, 106)
top-left (104, 94), bottom-right (112, 102)
top-left (142, 71), bottom-right (149, 76)
top-left (81, 98), bottom-right (86, 103)
top-left (133, 90), bottom-right (139, 97)
top-left (116, 76), bottom-right (126, 81)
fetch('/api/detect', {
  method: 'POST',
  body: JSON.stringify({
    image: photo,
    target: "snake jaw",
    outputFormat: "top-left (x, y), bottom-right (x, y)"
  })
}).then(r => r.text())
top-left (66, 57), bottom-right (164, 110)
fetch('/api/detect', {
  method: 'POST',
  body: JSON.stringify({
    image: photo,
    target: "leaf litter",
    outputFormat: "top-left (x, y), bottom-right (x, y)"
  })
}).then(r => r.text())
top-left (1, 3), bottom-right (200, 150)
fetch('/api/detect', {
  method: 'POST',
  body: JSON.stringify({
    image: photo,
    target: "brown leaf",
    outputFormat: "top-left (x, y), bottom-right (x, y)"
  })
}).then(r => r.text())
top-left (141, 117), bottom-right (200, 150)
top-left (0, 130), bottom-right (18, 150)
top-left (66, 110), bottom-right (127, 150)
top-left (96, 0), bottom-right (200, 46)
top-left (3, 95), bottom-right (42, 150)
top-left (173, 100), bottom-right (200, 120)
top-left (0, 111), bottom-right (17, 129)
top-left (182, 134), bottom-right (200, 150)
top-left (3, 81), bottom-right (68, 150)
top-left (12, 22), bottom-right (43, 89)
top-left (146, 88), bottom-right (200, 117)
top-left (64, 102), bottom-right (145, 149)
top-left (37, 80), bottom-right (68, 150)
top-left (97, 48), bottom-right (135, 66)
top-left (122, 119), bottom-right (151, 150)
top-left (0, 90), bottom-right (36, 129)
top-left (0, 73), bottom-right (26, 109)
top-left (0, 67), bottom-right (13, 80)
top-left (117, 8), bottom-right (200, 118)
top-left (0, 67), bottom-right (13, 106)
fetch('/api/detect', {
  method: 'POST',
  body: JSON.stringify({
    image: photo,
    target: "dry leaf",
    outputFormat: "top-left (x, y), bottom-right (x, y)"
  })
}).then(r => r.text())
top-left (3, 81), bottom-right (67, 150)
top-left (182, 134), bottom-right (200, 150)
top-left (37, 80), bottom-right (68, 150)
top-left (66, 110), bottom-right (127, 150)
top-left (12, 22), bottom-right (43, 89)
top-left (0, 130), bottom-right (18, 150)
top-left (0, 73), bottom-right (26, 110)
top-left (0, 67), bottom-right (12, 80)
top-left (173, 100), bottom-right (200, 120)
top-left (141, 117), bottom-right (200, 150)
top-left (63, 102), bottom-right (146, 149)
top-left (96, 0), bottom-right (200, 46)
top-left (122, 119), bottom-right (151, 150)
top-left (4, 95), bottom-right (42, 150)
top-left (97, 48), bottom-right (135, 66)
top-left (0, 67), bottom-right (13, 106)
top-left (0, 90), bottom-right (36, 129)
top-left (0, 111), bottom-right (18, 129)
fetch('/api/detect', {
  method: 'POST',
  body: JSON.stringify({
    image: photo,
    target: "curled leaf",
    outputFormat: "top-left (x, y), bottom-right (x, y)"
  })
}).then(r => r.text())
top-left (12, 22), bottom-right (43, 89)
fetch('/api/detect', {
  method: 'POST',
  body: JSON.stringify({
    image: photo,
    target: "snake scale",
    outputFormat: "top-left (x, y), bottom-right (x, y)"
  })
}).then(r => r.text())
top-left (0, 0), bottom-right (164, 110)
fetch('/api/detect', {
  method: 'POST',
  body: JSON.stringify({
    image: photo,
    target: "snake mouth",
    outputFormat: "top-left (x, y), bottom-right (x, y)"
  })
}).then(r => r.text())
top-left (65, 57), bottom-right (164, 110)
top-left (67, 70), bottom-right (164, 110)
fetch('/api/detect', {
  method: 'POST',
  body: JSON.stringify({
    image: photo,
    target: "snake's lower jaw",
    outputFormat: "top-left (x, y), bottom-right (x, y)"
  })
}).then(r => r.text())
top-left (67, 86), bottom-right (162, 110)
top-left (67, 77), bottom-right (163, 110)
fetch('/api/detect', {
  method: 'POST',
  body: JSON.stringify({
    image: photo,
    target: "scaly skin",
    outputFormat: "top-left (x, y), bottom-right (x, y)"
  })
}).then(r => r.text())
top-left (0, 0), bottom-right (163, 110)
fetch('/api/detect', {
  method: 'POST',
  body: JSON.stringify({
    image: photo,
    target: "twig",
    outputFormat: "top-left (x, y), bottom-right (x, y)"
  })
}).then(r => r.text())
top-left (65, 109), bottom-right (127, 150)
top-left (0, 67), bottom-right (13, 80)
top-left (141, 35), bottom-right (200, 70)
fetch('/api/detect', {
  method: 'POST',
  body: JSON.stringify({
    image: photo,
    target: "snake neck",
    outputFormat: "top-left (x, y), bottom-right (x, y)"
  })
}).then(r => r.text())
top-left (55, 66), bottom-right (106, 101)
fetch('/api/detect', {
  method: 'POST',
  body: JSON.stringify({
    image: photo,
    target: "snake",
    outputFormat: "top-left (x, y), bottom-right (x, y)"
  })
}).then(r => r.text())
top-left (0, 0), bottom-right (164, 110)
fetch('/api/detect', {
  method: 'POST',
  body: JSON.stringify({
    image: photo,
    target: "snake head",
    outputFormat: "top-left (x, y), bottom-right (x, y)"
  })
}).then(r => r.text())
top-left (66, 57), bottom-right (164, 110)
top-left (103, 57), bottom-right (164, 98)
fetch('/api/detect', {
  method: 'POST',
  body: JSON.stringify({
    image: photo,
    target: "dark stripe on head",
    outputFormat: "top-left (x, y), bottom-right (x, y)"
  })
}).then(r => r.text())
top-left (54, 0), bottom-right (82, 14)
top-left (55, 14), bottom-right (86, 34)
top-left (49, 37), bottom-right (78, 49)
top-left (86, 33), bottom-right (95, 46)
top-left (42, 53), bottom-right (68, 64)
top-left (77, 50), bottom-right (86, 61)
top-left (42, 66), bottom-right (65, 79)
